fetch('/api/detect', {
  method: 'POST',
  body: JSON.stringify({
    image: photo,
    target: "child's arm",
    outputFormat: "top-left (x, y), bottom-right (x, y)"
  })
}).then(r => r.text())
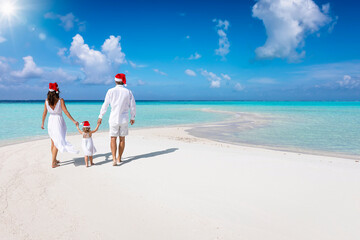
top-left (91, 123), bottom-right (100, 134)
top-left (76, 124), bottom-right (83, 134)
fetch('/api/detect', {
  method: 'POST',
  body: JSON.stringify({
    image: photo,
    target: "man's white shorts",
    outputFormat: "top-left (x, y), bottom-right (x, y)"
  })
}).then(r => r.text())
top-left (109, 123), bottom-right (129, 137)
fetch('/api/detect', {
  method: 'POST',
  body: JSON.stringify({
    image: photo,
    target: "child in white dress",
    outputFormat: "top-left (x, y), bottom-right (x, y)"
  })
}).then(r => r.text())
top-left (76, 121), bottom-right (100, 167)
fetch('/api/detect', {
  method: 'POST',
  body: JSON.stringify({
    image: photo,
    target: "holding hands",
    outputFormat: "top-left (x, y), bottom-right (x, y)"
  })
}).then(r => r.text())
top-left (42, 122), bottom-right (78, 129)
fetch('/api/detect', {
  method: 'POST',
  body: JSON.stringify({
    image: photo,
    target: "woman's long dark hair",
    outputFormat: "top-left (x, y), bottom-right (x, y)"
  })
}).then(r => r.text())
top-left (47, 91), bottom-right (60, 106)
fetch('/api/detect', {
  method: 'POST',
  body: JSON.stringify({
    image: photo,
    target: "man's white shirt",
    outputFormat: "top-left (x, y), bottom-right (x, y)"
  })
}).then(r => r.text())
top-left (98, 85), bottom-right (136, 124)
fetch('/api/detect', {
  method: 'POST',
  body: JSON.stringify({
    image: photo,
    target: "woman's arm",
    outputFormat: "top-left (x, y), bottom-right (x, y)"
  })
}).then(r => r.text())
top-left (91, 123), bottom-right (100, 134)
top-left (41, 101), bottom-right (48, 129)
top-left (60, 99), bottom-right (78, 125)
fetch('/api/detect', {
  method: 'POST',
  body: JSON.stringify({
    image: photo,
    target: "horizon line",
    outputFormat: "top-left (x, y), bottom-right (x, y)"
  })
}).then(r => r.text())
top-left (0, 100), bottom-right (359, 102)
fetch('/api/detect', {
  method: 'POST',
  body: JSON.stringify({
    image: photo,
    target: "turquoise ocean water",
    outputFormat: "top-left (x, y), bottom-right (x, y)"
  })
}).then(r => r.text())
top-left (0, 101), bottom-right (359, 158)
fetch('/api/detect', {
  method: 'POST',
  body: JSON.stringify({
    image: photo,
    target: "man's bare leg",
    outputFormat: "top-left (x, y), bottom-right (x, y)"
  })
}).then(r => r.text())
top-left (117, 137), bottom-right (125, 164)
top-left (111, 137), bottom-right (117, 166)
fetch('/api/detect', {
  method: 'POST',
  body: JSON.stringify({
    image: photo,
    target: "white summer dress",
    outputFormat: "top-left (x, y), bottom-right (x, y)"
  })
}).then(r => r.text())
top-left (46, 99), bottom-right (79, 154)
top-left (82, 132), bottom-right (97, 156)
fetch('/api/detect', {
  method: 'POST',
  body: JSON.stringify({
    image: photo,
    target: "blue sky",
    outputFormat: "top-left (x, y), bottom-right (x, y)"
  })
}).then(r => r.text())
top-left (0, 0), bottom-right (359, 100)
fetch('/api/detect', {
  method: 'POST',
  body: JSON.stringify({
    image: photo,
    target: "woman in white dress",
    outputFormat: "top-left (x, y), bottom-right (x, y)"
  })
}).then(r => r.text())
top-left (41, 82), bottom-right (79, 168)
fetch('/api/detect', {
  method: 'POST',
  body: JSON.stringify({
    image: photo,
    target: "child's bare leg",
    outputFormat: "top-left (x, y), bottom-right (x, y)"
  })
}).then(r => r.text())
top-left (90, 156), bottom-right (93, 165)
top-left (117, 137), bottom-right (125, 163)
top-left (51, 140), bottom-right (60, 164)
top-left (51, 141), bottom-right (59, 168)
top-left (84, 156), bottom-right (89, 167)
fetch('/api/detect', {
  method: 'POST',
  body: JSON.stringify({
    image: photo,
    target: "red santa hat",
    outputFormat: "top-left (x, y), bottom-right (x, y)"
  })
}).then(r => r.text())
top-left (49, 82), bottom-right (59, 93)
top-left (114, 73), bottom-right (126, 86)
top-left (82, 121), bottom-right (90, 128)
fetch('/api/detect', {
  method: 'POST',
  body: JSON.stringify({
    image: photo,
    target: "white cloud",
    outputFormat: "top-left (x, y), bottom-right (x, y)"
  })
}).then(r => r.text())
top-left (0, 36), bottom-right (6, 43)
top-left (188, 52), bottom-right (201, 60)
top-left (322, 3), bottom-right (330, 14)
top-left (43, 68), bottom-right (78, 82)
top-left (210, 80), bottom-right (220, 88)
top-left (67, 34), bottom-right (126, 84)
top-left (39, 33), bottom-right (46, 40)
top-left (153, 69), bottom-right (167, 76)
top-left (11, 56), bottom-right (43, 79)
top-left (129, 60), bottom-right (147, 68)
top-left (337, 75), bottom-right (360, 89)
top-left (221, 73), bottom-right (231, 80)
top-left (59, 13), bottom-right (76, 31)
top-left (185, 69), bottom-right (196, 76)
top-left (57, 48), bottom-right (67, 57)
top-left (328, 15), bottom-right (338, 33)
top-left (0, 57), bottom-right (10, 71)
top-left (234, 83), bottom-right (244, 91)
top-left (213, 19), bottom-right (230, 59)
top-left (101, 35), bottom-right (126, 64)
top-left (77, 21), bottom-right (86, 32)
top-left (0, 56), bottom-right (78, 85)
top-left (44, 12), bottom-right (85, 31)
top-left (0, 57), bottom-right (10, 82)
top-left (137, 80), bottom-right (145, 86)
top-left (248, 77), bottom-right (277, 84)
top-left (294, 61), bottom-right (360, 82)
top-left (129, 61), bottom-right (136, 68)
top-left (200, 69), bottom-right (221, 88)
top-left (252, 0), bottom-right (332, 61)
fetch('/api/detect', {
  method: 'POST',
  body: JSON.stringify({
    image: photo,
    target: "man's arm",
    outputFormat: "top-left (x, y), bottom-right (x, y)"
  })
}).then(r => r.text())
top-left (98, 91), bottom-right (110, 124)
top-left (129, 91), bottom-right (136, 125)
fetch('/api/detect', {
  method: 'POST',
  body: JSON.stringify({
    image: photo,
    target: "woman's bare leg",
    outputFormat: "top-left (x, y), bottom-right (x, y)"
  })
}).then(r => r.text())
top-left (51, 140), bottom-right (60, 164)
top-left (85, 156), bottom-right (89, 167)
top-left (89, 156), bottom-right (93, 166)
top-left (51, 140), bottom-right (59, 168)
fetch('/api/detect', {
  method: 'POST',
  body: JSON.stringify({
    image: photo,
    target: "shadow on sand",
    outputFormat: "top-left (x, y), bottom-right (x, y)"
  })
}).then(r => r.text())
top-left (60, 148), bottom-right (179, 167)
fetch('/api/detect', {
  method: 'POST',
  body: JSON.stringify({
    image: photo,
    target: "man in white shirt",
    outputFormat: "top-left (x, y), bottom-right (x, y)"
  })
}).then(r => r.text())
top-left (98, 73), bottom-right (136, 166)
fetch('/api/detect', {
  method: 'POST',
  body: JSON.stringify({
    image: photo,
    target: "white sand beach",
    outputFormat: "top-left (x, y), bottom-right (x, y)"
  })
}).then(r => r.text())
top-left (1, 126), bottom-right (360, 240)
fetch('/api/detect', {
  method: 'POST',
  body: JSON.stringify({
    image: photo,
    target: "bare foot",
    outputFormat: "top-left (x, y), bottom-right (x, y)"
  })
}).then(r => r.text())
top-left (116, 157), bottom-right (122, 164)
top-left (90, 162), bottom-right (94, 166)
top-left (56, 160), bottom-right (60, 164)
top-left (52, 163), bottom-right (60, 168)
top-left (112, 161), bottom-right (117, 166)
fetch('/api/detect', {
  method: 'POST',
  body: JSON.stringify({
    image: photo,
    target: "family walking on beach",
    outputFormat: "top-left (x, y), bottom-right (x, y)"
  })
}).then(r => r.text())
top-left (41, 73), bottom-right (136, 168)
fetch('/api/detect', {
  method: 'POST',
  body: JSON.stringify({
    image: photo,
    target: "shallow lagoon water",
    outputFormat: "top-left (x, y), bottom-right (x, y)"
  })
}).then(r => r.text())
top-left (1, 101), bottom-right (359, 157)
